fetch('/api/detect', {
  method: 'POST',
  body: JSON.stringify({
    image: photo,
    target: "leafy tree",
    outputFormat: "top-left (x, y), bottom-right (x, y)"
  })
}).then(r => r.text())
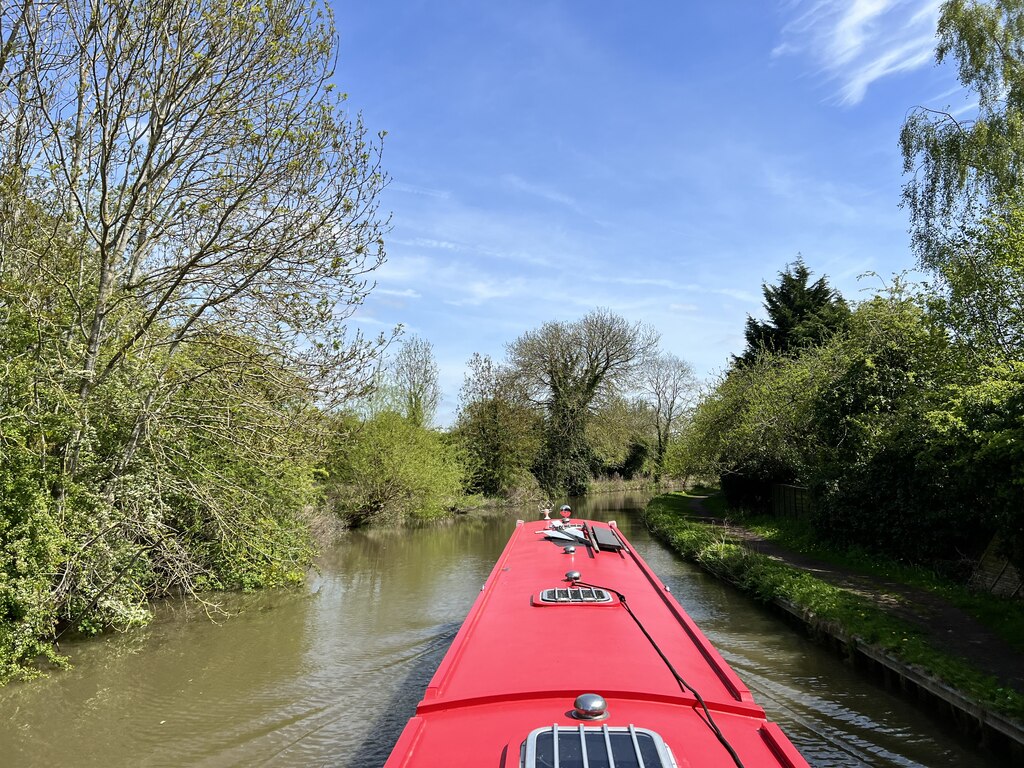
top-left (325, 412), bottom-right (466, 527)
top-left (931, 196), bottom-right (1024, 359)
top-left (694, 257), bottom-right (848, 508)
top-left (142, 333), bottom-right (320, 591)
top-left (0, 279), bottom-right (67, 680)
top-left (896, 1), bottom-right (1024, 568)
top-left (914, 198), bottom-right (1024, 569)
top-left (805, 290), bottom-right (972, 562)
top-left (737, 259), bottom-right (849, 365)
top-left (454, 353), bottom-right (541, 499)
top-left (1, 0), bottom-right (389, 478)
top-left (587, 395), bottom-right (654, 480)
top-left (900, 0), bottom-right (1024, 268)
top-left (388, 335), bottom-right (442, 428)
top-left (927, 361), bottom-right (1024, 571)
top-left (507, 309), bottom-right (658, 496)
top-left (0, 0), bottom-right (390, 675)
top-left (679, 280), bottom-right (976, 564)
top-left (676, 347), bottom-right (838, 510)
top-left (636, 353), bottom-right (698, 478)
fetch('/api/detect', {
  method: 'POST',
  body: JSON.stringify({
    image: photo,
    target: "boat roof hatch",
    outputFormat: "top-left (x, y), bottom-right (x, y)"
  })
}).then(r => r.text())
top-left (520, 724), bottom-right (676, 768)
top-left (590, 527), bottom-right (625, 551)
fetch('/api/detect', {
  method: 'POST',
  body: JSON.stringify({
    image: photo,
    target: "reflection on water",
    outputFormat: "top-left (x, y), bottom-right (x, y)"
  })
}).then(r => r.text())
top-left (0, 492), bottom-right (1003, 767)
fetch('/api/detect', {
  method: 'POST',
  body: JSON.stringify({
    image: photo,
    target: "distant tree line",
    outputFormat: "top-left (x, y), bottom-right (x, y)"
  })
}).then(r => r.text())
top-left (451, 309), bottom-right (697, 502)
top-left (344, 310), bottom-right (699, 520)
top-left (670, 1), bottom-right (1024, 575)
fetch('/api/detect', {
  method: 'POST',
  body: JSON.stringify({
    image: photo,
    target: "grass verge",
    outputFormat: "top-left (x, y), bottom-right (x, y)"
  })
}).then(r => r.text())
top-left (736, 512), bottom-right (1024, 655)
top-left (641, 492), bottom-right (1024, 723)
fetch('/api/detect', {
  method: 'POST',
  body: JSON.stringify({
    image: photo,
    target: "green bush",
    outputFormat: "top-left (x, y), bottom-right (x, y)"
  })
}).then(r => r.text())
top-left (326, 411), bottom-right (466, 526)
top-left (0, 448), bottom-right (66, 682)
top-left (927, 361), bottom-right (1024, 571)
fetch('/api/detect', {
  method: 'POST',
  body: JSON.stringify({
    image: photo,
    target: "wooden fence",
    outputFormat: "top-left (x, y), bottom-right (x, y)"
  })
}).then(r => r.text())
top-left (771, 483), bottom-right (812, 520)
top-left (970, 536), bottom-right (1024, 599)
top-left (769, 486), bottom-right (1022, 600)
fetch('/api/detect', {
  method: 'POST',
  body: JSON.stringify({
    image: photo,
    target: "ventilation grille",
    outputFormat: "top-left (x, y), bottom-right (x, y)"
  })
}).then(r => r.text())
top-left (521, 724), bottom-right (677, 768)
top-left (538, 587), bottom-right (612, 604)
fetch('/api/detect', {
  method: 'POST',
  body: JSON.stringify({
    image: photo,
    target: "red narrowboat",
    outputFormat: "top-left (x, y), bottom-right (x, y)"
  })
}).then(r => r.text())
top-left (384, 516), bottom-right (811, 768)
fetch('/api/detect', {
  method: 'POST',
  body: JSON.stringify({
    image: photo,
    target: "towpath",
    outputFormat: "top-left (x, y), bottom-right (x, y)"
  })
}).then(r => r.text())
top-left (677, 494), bottom-right (1024, 697)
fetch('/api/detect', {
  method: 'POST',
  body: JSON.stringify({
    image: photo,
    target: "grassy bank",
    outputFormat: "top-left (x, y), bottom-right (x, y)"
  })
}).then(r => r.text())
top-left (641, 492), bottom-right (1024, 722)
top-left (736, 512), bottom-right (1024, 655)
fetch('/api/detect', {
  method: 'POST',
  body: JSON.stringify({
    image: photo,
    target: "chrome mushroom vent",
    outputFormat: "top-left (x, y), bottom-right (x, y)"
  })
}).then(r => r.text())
top-left (572, 693), bottom-right (608, 720)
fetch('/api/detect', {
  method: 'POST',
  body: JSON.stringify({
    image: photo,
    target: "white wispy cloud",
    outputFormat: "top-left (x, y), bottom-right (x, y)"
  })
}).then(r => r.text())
top-left (580, 275), bottom-right (762, 306)
top-left (388, 236), bottom-right (461, 251)
top-left (372, 254), bottom-right (442, 287)
top-left (350, 314), bottom-right (396, 328)
top-left (928, 83), bottom-right (965, 102)
top-left (399, 203), bottom-right (580, 270)
top-left (589, 275), bottom-right (697, 290)
top-left (757, 157), bottom-right (880, 226)
top-left (502, 173), bottom-right (583, 213)
top-left (444, 276), bottom-right (531, 307)
top-left (949, 99), bottom-right (979, 119)
top-left (775, 0), bottom-right (943, 105)
top-left (840, 33), bottom-right (936, 104)
top-left (389, 181), bottom-right (452, 199)
top-left (713, 287), bottom-right (762, 303)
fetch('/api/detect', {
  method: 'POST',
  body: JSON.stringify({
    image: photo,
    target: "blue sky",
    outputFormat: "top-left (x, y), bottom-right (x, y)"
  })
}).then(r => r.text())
top-left (332, 0), bottom-right (969, 426)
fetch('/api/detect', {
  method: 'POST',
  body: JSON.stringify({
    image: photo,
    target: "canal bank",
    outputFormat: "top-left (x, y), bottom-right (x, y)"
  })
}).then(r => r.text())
top-left (640, 491), bottom-right (1024, 760)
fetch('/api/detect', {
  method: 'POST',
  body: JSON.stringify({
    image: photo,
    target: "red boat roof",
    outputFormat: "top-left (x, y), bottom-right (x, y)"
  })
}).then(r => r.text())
top-left (384, 518), bottom-right (810, 768)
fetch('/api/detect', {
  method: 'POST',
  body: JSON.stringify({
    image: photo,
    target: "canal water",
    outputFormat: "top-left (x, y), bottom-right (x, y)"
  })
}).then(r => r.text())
top-left (0, 492), bottom-right (1003, 767)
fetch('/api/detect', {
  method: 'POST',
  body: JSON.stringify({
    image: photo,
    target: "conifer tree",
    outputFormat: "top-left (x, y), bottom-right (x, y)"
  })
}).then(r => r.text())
top-left (737, 260), bottom-right (849, 365)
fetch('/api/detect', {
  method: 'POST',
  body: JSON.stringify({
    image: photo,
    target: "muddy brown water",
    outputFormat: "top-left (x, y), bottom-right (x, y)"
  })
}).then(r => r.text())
top-left (0, 492), bottom-right (1004, 767)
